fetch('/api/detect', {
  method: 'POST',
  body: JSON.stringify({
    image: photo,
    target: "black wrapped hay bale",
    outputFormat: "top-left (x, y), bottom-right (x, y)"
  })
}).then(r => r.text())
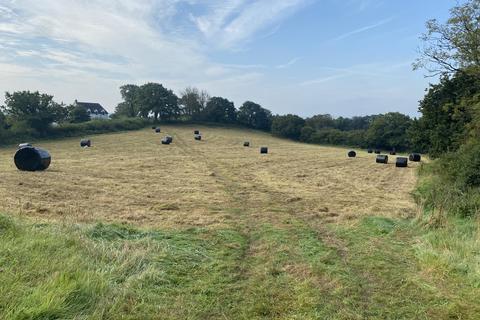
top-left (389, 150), bottom-right (396, 155)
top-left (396, 157), bottom-right (408, 168)
top-left (374, 149), bottom-right (381, 154)
top-left (18, 143), bottom-right (32, 149)
top-left (260, 147), bottom-right (268, 154)
top-left (367, 148), bottom-right (373, 154)
top-left (194, 130), bottom-right (200, 134)
top-left (409, 153), bottom-right (421, 162)
top-left (376, 154), bottom-right (388, 164)
top-left (194, 134), bottom-right (202, 141)
top-left (14, 147), bottom-right (51, 171)
top-left (161, 136), bottom-right (173, 145)
top-left (244, 141), bottom-right (250, 147)
top-left (80, 139), bottom-right (91, 147)
top-left (348, 150), bottom-right (356, 158)
top-left (155, 128), bottom-right (161, 133)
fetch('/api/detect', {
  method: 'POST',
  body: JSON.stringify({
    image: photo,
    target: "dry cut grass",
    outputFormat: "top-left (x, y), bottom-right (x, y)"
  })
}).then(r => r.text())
top-left (0, 125), bottom-right (418, 229)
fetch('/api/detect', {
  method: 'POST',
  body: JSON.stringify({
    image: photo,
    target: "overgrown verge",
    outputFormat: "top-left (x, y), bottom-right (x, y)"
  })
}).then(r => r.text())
top-left (412, 151), bottom-right (480, 315)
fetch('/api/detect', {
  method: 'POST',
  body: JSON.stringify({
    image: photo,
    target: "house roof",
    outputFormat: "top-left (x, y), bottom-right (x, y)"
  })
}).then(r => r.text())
top-left (75, 101), bottom-right (108, 114)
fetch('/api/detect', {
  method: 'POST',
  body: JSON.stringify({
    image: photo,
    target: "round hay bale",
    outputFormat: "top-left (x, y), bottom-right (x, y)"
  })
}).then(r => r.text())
top-left (348, 150), bottom-right (356, 158)
top-left (165, 136), bottom-right (173, 143)
top-left (161, 139), bottom-right (170, 145)
top-left (260, 147), bottom-right (268, 154)
top-left (376, 154), bottom-right (388, 164)
top-left (396, 157), bottom-right (408, 168)
top-left (194, 134), bottom-right (202, 141)
top-left (409, 153), bottom-right (421, 162)
top-left (244, 141), bottom-right (250, 147)
top-left (367, 148), bottom-right (373, 154)
top-left (14, 147), bottom-right (51, 171)
top-left (18, 143), bottom-right (32, 149)
top-left (389, 148), bottom-right (396, 155)
top-left (374, 149), bottom-right (381, 154)
top-left (80, 139), bottom-right (91, 147)
top-left (194, 130), bottom-right (200, 135)
top-left (155, 128), bottom-right (161, 133)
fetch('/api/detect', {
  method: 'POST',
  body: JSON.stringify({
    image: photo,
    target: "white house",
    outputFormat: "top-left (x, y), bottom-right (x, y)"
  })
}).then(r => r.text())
top-left (74, 100), bottom-right (109, 120)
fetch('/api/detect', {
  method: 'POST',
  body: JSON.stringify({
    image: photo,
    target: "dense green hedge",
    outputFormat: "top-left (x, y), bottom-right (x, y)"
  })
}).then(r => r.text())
top-left (0, 117), bottom-right (150, 146)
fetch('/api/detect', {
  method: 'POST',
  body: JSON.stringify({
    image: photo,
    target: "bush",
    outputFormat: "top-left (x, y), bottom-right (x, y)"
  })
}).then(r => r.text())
top-left (415, 141), bottom-right (480, 218)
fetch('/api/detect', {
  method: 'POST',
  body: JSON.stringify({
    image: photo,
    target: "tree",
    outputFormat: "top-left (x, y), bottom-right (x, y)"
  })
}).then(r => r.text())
top-left (179, 87), bottom-right (210, 120)
top-left (408, 72), bottom-right (480, 156)
top-left (414, 0), bottom-right (480, 76)
top-left (305, 114), bottom-right (335, 130)
top-left (271, 114), bottom-right (305, 140)
top-left (137, 83), bottom-right (180, 121)
top-left (202, 97), bottom-right (237, 123)
top-left (365, 112), bottom-right (413, 151)
top-left (237, 101), bottom-right (272, 131)
top-left (1, 91), bottom-right (65, 134)
top-left (67, 105), bottom-right (91, 123)
top-left (115, 84), bottom-right (141, 117)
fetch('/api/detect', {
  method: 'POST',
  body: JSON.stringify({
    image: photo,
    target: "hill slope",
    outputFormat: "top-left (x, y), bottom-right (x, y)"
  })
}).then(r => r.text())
top-left (0, 126), bottom-right (477, 319)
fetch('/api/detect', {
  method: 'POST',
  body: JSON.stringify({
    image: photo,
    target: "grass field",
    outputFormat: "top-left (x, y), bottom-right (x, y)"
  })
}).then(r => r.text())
top-left (0, 125), bottom-right (478, 319)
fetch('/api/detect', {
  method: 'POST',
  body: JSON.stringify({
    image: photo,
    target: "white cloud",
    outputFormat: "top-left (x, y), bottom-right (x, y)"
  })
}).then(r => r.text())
top-left (191, 0), bottom-right (312, 49)
top-left (0, 0), bottom-right (311, 110)
top-left (334, 17), bottom-right (393, 41)
top-left (276, 57), bottom-right (302, 69)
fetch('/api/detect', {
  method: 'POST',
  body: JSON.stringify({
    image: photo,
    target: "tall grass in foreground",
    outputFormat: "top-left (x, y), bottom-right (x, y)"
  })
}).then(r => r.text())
top-left (412, 161), bottom-right (480, 314)
top-left (0, 216), bottom-right (248, 319)
top-left (2, 213), bottom-right (479, 319)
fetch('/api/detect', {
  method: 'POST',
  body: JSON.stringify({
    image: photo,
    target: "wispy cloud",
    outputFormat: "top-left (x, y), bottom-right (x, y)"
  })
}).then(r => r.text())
top-left (191, 0), bottom-right (313, 49)
top-left (276, 57), bottom-right (302, 69)
top-left (334, 17), bottom-right (393, 41)
top-left (0, 0), bottom-right (312, 108)
top-left (299, 61), bottom-right (412, 86)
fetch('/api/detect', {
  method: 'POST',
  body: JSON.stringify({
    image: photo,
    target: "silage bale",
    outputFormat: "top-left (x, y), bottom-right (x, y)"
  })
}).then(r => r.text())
top-left (194, 130), bottom-right (200, 134)
top-left (194, 134), bottom-right (202, 141)
top-left (260, 147), bottom-right (268, 154)
top-left (348, 150), bottom-right (356, 158)
top-left (80, 139), bottom-right (91, 147)
top-left (18, 143), bottom-right (32, 149)
top-left (152, 126), bottom-right (156, 130)
top-left (376, 154), bottom-right (388, 164)
top-left (244, 141), bottom-right (250, 147)
top-left (14, 147), bottom-right (51, 171)
top-left (155, 128), bottom-right (161, 133)
top-left (374, 149), bottom-right (381, 154)
top-left (396, 157), bottom-right (408, 168)
top-left (367, 148), bottom-right (373, 154)
top-left (389, 149), bottom-right (396, 155)
top-left (409, 153), bottom-right (421, 162)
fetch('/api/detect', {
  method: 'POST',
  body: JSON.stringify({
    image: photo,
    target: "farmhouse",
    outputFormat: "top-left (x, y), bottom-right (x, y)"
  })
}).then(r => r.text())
top-left (74, 100), bottom-right (109, 119)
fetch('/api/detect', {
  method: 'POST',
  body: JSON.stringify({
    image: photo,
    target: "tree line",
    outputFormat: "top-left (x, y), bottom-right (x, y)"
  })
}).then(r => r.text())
top-left (0, 83), bottom-right (426, 153)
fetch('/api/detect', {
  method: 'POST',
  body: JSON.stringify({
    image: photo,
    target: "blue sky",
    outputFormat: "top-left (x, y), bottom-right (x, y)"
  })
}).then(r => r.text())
top-left (0, 0), bottom-right (452, 117)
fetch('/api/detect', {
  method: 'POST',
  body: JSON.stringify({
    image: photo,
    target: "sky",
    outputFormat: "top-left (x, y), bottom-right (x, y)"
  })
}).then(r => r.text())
top-left (0, 0), bottom-right (453, 117)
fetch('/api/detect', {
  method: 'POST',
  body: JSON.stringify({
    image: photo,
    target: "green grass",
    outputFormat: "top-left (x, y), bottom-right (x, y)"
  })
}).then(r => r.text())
top-left (2, 213), bottom-right (479, 319)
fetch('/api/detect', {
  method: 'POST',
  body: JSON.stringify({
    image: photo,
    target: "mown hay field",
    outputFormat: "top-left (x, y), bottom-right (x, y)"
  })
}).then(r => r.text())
top-left (3, 126), bottom-right (472, 319)
top-left (0, 125), bottom-right (417, 228)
